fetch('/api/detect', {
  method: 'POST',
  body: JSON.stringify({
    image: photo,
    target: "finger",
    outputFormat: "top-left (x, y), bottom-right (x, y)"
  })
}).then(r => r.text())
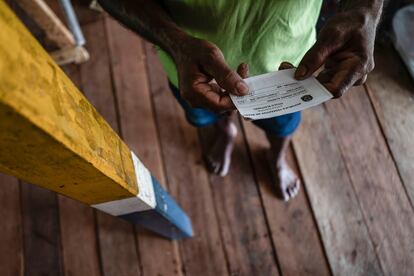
top-left (323, 66), bottom-right (363, 98)
top-left (237, 63), bottom-right (249, 79)
top-left (353, 75), bottom-right (367, 86)
top-left (316, 69), bottom-right (334, 84)
top-left (210, 81), bottom-right (225, 93)
top-left (195, 82), bottom-right (235, 112)
top-left (295, 32), bottom-right (342, 80)
top-left (203, 50), bottom-right (249, 96)
top-left (279, 61), bottom-right (294, 70)
top-left (325, 58), bottom-right (339, 70)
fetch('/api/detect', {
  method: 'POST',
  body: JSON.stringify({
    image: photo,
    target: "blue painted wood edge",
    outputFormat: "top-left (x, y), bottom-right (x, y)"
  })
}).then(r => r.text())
top-left (120, 176), bottom-right (194, 240)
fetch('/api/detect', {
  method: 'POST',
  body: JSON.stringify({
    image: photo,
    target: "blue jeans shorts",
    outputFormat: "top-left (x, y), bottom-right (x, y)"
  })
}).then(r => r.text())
top-left (169, 83), bottom-right (301, 137)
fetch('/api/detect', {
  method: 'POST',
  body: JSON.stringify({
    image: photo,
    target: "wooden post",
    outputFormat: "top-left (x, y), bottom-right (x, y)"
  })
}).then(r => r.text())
top-left (0, 1), bottom-right (192, 239)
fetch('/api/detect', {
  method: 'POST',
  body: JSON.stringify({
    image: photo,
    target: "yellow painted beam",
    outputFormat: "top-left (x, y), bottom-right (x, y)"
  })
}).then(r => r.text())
top-left (0, 2), bottom-right (193, 239)
top-left (0, 1), bottom-right (137, 205)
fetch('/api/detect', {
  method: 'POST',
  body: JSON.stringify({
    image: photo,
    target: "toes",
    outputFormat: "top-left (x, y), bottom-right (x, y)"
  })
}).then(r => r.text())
top-left (218, 165), bottom-right (227, 177)
top-left (204, 156), bottom-right (218, 174)
top-left (204, 155), bottom-right (230, 177)
top-left (215, 163), bottom-right (223, 175)
top-left (283, 187), bottom-right (293, 201)
top-left (293, 180), bottom-right (301, 196)
top-left (218, 154), bottom-right (231, 177)
top-left (212, 162), bottom-right (221, 175)
top-left (289, 180), bottom-right (301, 198)
top-left (283, 180), bottom-right (301, 201)
top-left (287, 186), bottom-right (295, 199)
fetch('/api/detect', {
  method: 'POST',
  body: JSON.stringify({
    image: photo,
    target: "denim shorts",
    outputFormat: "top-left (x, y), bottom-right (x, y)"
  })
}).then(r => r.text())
top-left (169, 83), bottom-right (301, 137)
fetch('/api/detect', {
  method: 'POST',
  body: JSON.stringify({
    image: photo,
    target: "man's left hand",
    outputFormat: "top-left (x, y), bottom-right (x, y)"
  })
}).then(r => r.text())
top-left (295, 6), bottom-right (381, 98)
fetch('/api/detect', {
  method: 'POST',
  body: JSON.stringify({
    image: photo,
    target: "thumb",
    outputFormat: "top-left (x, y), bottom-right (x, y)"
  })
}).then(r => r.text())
top-left (203, 50), bottom-right (249, 96)
top-left (295, 34), bottom-right (341, 80)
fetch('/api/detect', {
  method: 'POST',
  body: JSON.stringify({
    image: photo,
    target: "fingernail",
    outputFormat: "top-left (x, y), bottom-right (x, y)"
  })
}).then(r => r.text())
top-left (295, 65), bottom-right (307, 79)
top-left (280, 62), bottom-right (291, 68)
top-left (236, 81), bottom-right (249, 95)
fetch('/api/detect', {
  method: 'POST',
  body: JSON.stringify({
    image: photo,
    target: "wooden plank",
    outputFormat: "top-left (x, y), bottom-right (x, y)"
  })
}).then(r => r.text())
top-left (59, 197), bottom-right (102, 276)
top-left (242, 121), bottom-right (332, 276)
top-left (104, 18), bottom-right (182, 276)
top-left (145, 42), bottom-right (229, 276)
top-left (325, 86), bottom-right (414, 274)
top-left (58, 63), bottom-right (102, 276)
top-left (198, 122), bottom-right (280, 275)
top-left (79, 21), bottom-right (118, 130)
top-left (95, 212), bottom-right (141, 276)
top-left (292, 106), bottom-right (382, 275)
top-left (14, 0), bottom-right (75, 48)
top-left (0, 174), bottom-right (24, 276)
top-left (366, 46), bottom-right (414, 206)
top-left (21, 183), bottom-right (63, 276)
top-left (79, 19), bottom-right (141, 276)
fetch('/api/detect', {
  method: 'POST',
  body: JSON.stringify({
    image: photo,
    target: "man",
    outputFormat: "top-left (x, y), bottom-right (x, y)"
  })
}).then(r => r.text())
top-left (98, 0), bottom-right (383, 201)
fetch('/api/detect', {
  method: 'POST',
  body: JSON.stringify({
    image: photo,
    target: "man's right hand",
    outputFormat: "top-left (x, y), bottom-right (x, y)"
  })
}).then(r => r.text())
top-left (172, 37), bottom-right (249, 112)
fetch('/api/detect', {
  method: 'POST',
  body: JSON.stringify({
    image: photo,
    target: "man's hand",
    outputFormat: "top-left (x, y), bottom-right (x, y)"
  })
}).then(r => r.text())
top-left (98, 0), bottom-right (248, 112)
top-left (172, 37), bottom-right (249, 112)
top-left (295, 4), bottom-right (382, 98)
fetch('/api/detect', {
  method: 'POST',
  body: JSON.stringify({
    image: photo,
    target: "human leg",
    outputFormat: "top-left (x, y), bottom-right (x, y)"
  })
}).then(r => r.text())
top-left (253, 113), bottom-right (301, 201)
top-left (168, 83), bottom-right (237, 176)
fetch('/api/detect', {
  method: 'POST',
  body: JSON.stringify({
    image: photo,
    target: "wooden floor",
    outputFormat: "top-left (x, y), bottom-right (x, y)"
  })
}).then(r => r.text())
top-left (1, 4), bottom-right (414, 276)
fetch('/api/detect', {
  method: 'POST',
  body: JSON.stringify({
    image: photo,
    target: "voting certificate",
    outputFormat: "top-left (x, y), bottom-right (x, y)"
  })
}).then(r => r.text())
top-left (230, 69), bottom-right (333, 120)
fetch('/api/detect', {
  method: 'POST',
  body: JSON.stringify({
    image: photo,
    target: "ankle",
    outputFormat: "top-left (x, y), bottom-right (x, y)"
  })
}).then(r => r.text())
top-left (275, 156), bottom-right (287, 169)
top-left (217, 119), bottom-right (237, 138)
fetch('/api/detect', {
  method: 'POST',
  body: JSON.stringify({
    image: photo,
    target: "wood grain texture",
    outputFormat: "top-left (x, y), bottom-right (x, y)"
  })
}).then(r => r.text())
top-left (105, 18), bottom-right (182, 276)
top-left (80, 20), bottom-right (141, 276)
top-left (21, 183), bottom-right (63, 276)
top-left (198, 121), bottom-right (280, 276)
top-left (366, 46), bottom-right (414, 207)
top-left (58, 63), bottom-right (102, 276)
top-left (80, 20), bottom-right (118, 131)
top-left (325, 86), bottom-right (414, 275)
top-left (145, 42), bottom-right (229, 276)
top-left (0, 174), bottom-right (23, 276)
top-left (59, 197), bottom-right (102, 276)
top-left (95, 212), bottom-right (141, 276)
top-left (293, 106), bottom-right (382, 275)
top-left (242, 121), bottom-right (332, 276)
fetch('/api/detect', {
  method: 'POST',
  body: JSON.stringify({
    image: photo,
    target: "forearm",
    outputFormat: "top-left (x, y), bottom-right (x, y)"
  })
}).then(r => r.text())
top-left (97, 0), bottom-right (189, 58)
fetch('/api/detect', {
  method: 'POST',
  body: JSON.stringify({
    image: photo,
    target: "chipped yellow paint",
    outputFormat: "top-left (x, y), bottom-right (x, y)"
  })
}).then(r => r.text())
top-left (0, 2), bottom-right (138, 204)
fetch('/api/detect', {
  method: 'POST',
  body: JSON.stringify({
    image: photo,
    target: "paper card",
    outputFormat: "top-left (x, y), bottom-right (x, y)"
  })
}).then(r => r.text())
top-left (230, 69), bottom-right (333, 120)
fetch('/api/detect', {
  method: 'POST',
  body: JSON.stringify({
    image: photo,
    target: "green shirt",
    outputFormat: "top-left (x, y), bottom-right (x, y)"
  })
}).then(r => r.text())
top-left (158, 0), bottom-right (323, 87)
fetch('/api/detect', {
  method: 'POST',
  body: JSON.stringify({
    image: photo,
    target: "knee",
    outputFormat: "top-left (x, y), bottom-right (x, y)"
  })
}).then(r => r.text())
top-left (185, 108), bottom-right (220, 127)
top-left (253, 112), bottom-right (301, 137)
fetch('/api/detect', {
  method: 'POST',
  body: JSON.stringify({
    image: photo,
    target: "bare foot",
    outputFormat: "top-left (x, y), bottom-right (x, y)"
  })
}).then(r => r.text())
top-left (267, 135), bottom-right (300, 201)
top-left (271, 156), bottom-right (301, 201)
top-left (204, 117), bottom-right (237, 177)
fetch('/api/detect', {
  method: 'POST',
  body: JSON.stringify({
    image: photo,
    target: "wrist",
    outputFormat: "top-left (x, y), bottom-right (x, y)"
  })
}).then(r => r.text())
top-left (341, 0), bottom-right (383, 23)
top-left (162, 29), bottom-right (195, 62)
